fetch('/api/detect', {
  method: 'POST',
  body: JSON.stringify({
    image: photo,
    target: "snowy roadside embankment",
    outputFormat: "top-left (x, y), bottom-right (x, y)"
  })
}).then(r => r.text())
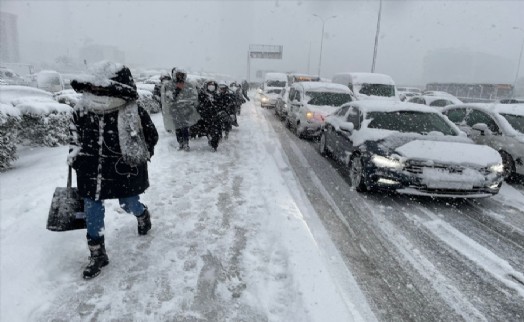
top-left (0, 100), bottom-right (374, 321)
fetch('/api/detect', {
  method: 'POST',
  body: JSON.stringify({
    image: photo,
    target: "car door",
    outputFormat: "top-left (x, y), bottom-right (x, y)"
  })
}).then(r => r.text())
top-left (289, 88), bottom-right (303, 126)
top-left (324, 105), bottom-right (349, 157)
top-left (336, 106), bottom-right (360, 162)
top-left (464, 109), bottom-right (502, 148)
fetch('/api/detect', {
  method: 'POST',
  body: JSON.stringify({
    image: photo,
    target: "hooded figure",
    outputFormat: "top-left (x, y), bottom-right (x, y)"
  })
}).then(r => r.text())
top-left (69, 61), bottom-right (159, 279)
top-left (161, 67), bottom-right (200, 150)
top-left (197, 80), bottom-right (222, 151)
top-left (153, 71), bottom-right (171, 103)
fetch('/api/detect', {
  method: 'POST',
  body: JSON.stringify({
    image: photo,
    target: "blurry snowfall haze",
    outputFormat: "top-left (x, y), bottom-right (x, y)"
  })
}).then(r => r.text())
top-left (1, 0), bottom-right (524, 86)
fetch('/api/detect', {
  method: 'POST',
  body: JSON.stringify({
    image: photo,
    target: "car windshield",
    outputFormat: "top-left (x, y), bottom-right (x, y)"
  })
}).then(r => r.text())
top-left (500, 113), bottom-right (524, 133)
top-left (266, 89), bottom-right (282, 94)
top-left (358, 83), bottom-right (395, 97)
top-left (366, 110), bottom-right (457, 136)
top-left (266, 80), bottom-right (286, 87)
top-left (306, 92), bottom-right (352, 106)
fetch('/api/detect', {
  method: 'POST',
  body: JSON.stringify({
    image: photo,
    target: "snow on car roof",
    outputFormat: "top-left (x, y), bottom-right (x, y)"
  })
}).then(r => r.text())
top-left (446, 103), bottom-right (524, 116)
top-left (342, 72), bottom-right (395, 85)
top-left (349, 100), bottom-right (440, 114)
top-left (297, 82), bottom-right (351, 93)
top-left (264, 72), bottom-right (288, 81)
top-left (0, 85), bottom-right (71, 114)
top-left (419, 95), bottom-right (462, 104)
top-left (0, 85), bottom-right (52, 104)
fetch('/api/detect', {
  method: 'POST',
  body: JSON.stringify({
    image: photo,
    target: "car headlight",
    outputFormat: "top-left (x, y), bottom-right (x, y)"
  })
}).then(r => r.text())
top-left (489, 163), bottom-right (504, 173)
top-left (306, 111), bottom-right (314, 120)
top-left (371, 155), bottom-right (403, 169)
top-left (261, 97), bottom-right (268, 102)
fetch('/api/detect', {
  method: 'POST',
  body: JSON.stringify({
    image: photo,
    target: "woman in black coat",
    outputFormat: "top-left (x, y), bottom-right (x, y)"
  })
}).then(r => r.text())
top-left (68, 62), bottom-right (158, 279)
top-left (197, 80), bottom-right (222, 151)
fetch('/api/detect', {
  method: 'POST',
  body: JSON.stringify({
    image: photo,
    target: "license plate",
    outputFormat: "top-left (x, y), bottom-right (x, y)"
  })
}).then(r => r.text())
top-left (423, 168), bottom-right (473, 190)
top-left (426, 181), bottom-right (473, 190)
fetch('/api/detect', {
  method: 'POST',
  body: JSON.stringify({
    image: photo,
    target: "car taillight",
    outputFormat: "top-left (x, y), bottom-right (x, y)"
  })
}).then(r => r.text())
top-left (314, 114), bottom-right (325, 122)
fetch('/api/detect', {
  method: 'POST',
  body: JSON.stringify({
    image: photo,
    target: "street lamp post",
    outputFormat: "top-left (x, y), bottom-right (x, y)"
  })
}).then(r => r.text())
top-left (371, 0), bottom-right (383, 73)
top-left (512, 27), bottom-right (524, 96)
top-left (312, 14), bottom-right (336, 77)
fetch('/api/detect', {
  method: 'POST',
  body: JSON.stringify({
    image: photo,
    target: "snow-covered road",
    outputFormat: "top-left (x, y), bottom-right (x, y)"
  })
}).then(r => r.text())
top-left (264, 108), bottom-right (524, 321)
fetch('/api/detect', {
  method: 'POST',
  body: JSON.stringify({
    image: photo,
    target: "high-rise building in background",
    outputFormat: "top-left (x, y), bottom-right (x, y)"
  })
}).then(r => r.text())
top-left (0, 11), bottom-right (20, 63)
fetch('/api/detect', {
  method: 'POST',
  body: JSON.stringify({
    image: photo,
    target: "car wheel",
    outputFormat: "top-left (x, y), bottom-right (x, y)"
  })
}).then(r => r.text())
top-left (349, 155), bottom-right (368, 192)
top-left (500, 150), bottom-right (516, 181)
top-left (319, 132), bottom-right (329, 157)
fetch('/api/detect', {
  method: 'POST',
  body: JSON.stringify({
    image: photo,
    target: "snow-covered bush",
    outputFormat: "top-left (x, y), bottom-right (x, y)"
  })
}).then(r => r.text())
top-left (18, 111), bottom-right (71, 146)
top-left (1, 85), bottom-right (72, 147)
top-left (0, 103), bottom-right (21, 170)
top-left (138, 89), bottom-right (160, 114)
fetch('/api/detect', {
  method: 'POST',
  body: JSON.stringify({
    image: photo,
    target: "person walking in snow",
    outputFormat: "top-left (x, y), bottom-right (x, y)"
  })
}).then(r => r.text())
top-left (153, 71), bottom-right (171, 105)
top-left (160, 67), bottom-right (200, 151)
top-left (197, 80), bottom-right (222, 151)
top-left (241, 79), bottom-right (250, 102)
top-left (68, 62), bottom-right (159, 279)
top-left (216, 81), bottom-right (238, 137)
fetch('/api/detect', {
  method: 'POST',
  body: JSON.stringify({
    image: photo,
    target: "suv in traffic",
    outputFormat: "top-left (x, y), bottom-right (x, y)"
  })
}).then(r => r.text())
top-left (442, 103), bottom-right (524, 181)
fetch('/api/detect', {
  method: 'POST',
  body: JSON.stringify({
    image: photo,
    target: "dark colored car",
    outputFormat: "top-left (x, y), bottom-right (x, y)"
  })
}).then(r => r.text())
top-left (319, 101), bottom-right (504, 198)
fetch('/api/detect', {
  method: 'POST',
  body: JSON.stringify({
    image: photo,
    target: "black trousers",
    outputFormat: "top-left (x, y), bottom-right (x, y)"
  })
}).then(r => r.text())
top-left (175, 127), bottom-right (190, 146)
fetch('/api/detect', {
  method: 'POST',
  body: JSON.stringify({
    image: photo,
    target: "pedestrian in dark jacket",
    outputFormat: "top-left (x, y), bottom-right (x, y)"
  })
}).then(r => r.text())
top-left (69, 61), bottom-right (159, 279)
top-left (216, 82), bottom-right (237, 137)
top-left (197, 80), bottom-right (222, 151)
top-left (241, 80), bottom-right (250, 102)
top-left (230, 82), bottom-right (246, 115)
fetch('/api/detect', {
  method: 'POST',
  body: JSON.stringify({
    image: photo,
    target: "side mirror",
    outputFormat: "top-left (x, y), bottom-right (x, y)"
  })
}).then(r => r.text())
top-left (339, 122), bottom-right (355, 133)
top-left (471, 123), bottom-right (491, 136)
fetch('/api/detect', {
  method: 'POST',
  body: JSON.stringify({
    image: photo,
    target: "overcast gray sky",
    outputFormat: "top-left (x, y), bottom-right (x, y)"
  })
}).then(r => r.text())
top-left (2, 0), bottom-right (524, 85)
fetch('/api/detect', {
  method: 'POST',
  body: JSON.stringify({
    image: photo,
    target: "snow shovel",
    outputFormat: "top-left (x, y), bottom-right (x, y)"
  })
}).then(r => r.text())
top-left (46, 166), bottom-right (86, 231)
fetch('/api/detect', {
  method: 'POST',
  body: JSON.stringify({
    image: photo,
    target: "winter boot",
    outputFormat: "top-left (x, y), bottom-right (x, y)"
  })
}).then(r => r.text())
top-left (83, 236), bottom-right (109, 279)
top-left (137, 207), bottom-right (152, 235)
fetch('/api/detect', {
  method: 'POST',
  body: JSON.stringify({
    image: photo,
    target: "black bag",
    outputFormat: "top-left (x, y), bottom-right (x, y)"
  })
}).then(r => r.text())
top-left (47, 166), bottom-right (86, 231)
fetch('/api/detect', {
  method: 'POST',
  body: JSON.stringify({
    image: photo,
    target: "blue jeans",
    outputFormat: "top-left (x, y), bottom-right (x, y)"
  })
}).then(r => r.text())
top-left (84, 195), bottom-right (145, 239)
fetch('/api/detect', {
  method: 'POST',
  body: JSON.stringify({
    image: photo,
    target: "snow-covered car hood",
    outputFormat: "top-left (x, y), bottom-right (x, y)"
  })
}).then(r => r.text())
top-left (395, 139), bottom-right (501, 167)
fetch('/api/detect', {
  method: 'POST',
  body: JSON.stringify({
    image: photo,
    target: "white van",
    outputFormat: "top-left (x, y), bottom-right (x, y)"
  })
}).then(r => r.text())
top-left (331, 72), bottom-right (399, 101)
top-left (263, 72), bottom-right (288, 92)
